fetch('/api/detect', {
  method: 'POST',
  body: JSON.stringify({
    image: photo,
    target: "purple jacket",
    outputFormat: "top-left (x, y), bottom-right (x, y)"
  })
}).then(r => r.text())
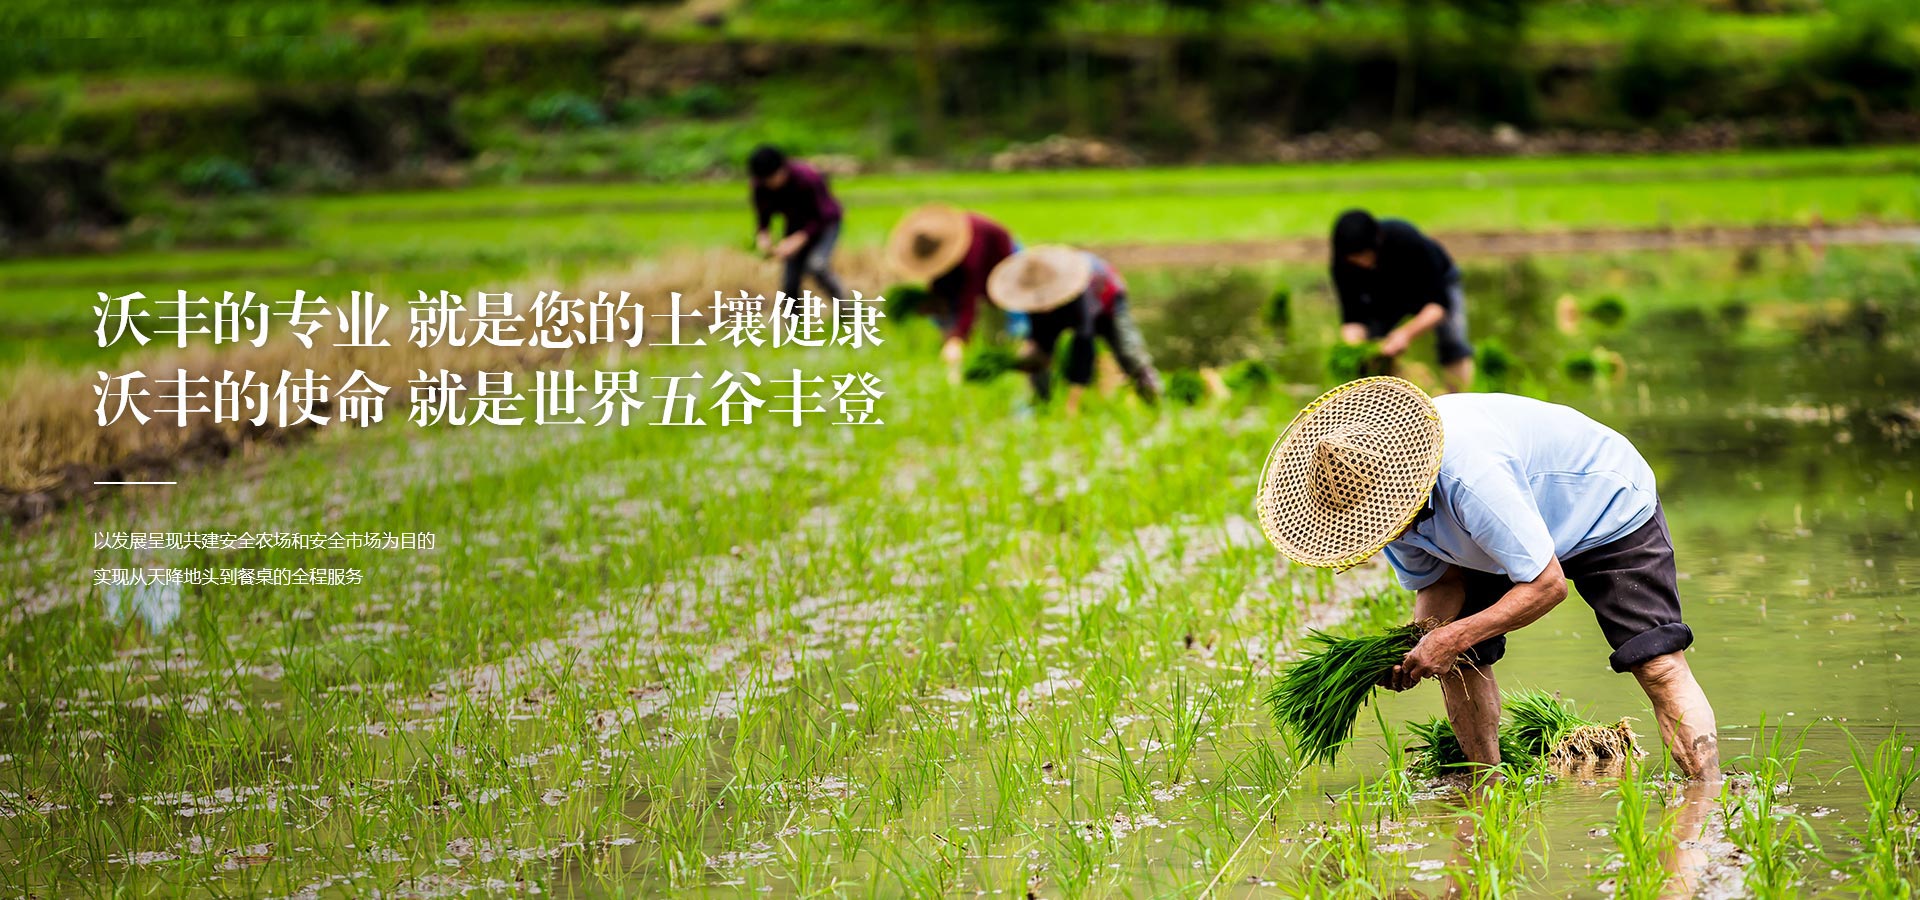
top-left (752, 161), bottom-right (843, 238)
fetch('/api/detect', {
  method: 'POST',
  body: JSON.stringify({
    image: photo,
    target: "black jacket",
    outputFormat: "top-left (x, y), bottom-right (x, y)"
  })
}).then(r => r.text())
top-left (1332, 218), bottom-right (1457, 329)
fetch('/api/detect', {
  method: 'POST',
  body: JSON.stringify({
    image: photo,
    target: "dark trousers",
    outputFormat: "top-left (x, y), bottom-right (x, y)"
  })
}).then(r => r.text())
top-left (1020, 295), bottom-right (1161, 402)
top-left (781, 222), bottom-right (847, 301)
top-left (1456, 507), bottom-right (1694, 674)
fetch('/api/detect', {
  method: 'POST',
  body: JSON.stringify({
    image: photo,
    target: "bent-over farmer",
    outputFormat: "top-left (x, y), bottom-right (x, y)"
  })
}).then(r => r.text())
top-left (1256, 378), bottom-right (1720, 779)
top-left (886, 204), bottom-right (1017, 384)
top-left (748, 144), bottom-right (848, 302)
top-left (986, 245), bottom-right (1162, 413)
top-left (1331, 209), bottom-right (1474, 393)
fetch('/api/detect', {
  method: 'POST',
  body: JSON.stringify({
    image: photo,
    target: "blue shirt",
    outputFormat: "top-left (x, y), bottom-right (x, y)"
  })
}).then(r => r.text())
top-left (1383, 393), bottom-right (1659, 591)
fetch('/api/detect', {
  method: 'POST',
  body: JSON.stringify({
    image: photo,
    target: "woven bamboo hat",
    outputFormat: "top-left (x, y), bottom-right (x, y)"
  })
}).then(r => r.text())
top-left (986, 245), bottom-right (1092, 313)
top-left (1255, 377), bottom-right (1445, 571)
top-left (886, 204), bottom-right (973, 282)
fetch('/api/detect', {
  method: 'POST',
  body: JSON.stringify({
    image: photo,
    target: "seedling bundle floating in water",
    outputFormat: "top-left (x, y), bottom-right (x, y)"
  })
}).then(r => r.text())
top-left (1265, 623), bottom-right (1423, 764)
top-left (1403, 690), bottom-right (1644, 777)
top-left (1505, 689), bottom-right (1643, 766)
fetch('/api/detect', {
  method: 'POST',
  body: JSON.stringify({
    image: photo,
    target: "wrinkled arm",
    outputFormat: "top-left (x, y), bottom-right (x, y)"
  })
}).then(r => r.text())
top-left (1390, 301), bottom-right (1447, 342)
top-left (1390, 557), bottom-right (1568, 690)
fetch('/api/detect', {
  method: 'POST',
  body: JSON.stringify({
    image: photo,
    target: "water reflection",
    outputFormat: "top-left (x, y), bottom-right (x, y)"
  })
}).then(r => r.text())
top-left (103, 580), bottom-right (182, 633)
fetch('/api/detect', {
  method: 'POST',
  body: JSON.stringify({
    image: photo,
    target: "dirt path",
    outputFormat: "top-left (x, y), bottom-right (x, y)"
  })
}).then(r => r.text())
top-left (1100, 222), bottom-right (1920, 269)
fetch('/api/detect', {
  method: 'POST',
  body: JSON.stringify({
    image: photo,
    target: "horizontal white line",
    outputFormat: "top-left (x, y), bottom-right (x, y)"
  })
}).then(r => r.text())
top-left (94, 481), bottom-right (177, 485)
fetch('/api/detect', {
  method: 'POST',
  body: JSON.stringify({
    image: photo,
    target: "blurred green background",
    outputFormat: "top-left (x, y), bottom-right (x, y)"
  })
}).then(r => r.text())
top-left (4, 0), bottom-right (1919, 254)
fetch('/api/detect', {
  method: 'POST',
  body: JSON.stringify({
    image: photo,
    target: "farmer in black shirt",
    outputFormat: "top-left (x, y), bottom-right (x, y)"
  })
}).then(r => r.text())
top-left (1330, 210), bottom-right (1474, 393)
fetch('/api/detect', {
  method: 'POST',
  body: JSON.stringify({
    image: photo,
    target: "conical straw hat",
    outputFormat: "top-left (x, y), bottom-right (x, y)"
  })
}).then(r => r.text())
top-left (886, 204), bottom-right (973, 282)
top-left (1255, 377), bottom-right (1445, 571)
top-left (986, 245), bottom-right (1092, 313)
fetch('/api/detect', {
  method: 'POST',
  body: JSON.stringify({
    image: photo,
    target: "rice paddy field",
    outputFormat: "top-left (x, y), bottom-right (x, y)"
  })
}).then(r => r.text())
top-left (3, 148), bottom-right (1920, 897)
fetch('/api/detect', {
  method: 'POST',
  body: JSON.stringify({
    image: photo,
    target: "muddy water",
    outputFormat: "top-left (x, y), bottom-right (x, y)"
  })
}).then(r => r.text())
top-left (1227, 251), bottom-right (1920, 896)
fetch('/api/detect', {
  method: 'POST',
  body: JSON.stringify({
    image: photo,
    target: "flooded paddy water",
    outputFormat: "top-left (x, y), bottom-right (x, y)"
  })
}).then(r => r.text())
top-left (2, 241), bottom-right (1917, 897)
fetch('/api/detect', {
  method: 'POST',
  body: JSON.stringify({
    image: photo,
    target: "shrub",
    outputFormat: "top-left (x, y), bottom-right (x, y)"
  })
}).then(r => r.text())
top-left (233, 30), bottom-right (408, 85)
top-left (665, 84), bottom-right (742, 118)
top-left (177, 156), bottom-right (257, 195)
top-left (1609, 7), bottom-right (1723, 122)
top-left (1794, 1), bottom-right (1920, 139)
top-left (526, 92), bottom-right (607, 131)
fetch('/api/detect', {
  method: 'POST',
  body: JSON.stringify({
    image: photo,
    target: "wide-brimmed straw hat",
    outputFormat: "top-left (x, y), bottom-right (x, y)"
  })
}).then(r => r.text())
top-left (886, 204), bottom-right (973, 282)
top-left (1255, 377), bottom-right (1445, 571)
top-left (986, 245), bottom-right (1093, 313)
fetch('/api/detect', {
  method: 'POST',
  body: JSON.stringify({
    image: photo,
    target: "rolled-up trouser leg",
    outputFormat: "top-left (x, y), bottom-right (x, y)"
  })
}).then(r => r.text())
top-left (1454, 507), bottom-right (1694, 674)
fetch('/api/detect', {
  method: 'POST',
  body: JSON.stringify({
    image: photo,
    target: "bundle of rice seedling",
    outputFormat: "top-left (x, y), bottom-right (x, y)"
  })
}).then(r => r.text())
top-left (1504, 689), bottom-right (1642, 766)
top-left (1165, 369), bottom-right (1209, 406)
top-left (1265, 624), bottom-right (1423, 764)
top-left (962, 344), bottom-right (1019, 383)
top-left (1405, 716), bottom-right (1536, 778)
top-left (1327, 341), bottom-right (1392, 382)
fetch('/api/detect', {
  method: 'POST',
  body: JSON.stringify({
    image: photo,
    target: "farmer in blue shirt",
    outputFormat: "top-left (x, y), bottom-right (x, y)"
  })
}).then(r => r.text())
top-left (1256, 378), bottom-right (1720, 779)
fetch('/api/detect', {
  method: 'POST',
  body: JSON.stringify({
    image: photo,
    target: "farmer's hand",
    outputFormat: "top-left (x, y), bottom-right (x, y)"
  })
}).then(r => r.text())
top-left (1387, 627), bottom-right (1463, 691)
top-left (774, 233), bottom-right (809, 260)
top-left (941, 336), bottom-right (966, 385)
top-left (1379, 330), bottom-right (1411, 358)
top-left (755, 230), bottom-right (774, 257)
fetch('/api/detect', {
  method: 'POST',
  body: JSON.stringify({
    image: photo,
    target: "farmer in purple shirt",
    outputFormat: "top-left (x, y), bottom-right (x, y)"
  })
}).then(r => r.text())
top-left (886, 204), bottom-right (1019, 384)
top-left (1257, 380), bottom-right (1720, 780)
top-left (749, 145), bottom-right (848, 302)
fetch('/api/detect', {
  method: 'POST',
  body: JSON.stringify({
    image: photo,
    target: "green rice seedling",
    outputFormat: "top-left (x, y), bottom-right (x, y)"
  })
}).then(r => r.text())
top-left (1222, 358), bottom-right (1277, 394)
top-left (1294, 775), bottom-right (1399, 898)
top-left (1264, 286), bottom-right (1292, 330)
top-left (1722, 719), bottom-right (1818, 898)
top-left (1264, 624), bottom-right (1423, 765)
top-left (1843, 728), bottom-right (1920, 897)
top-left (1504, 689), bottom-right (1642, 767)
top-left (1165, 369), bottom-right (1208, 405)
top-left (1327, 341), bottom-right (1391, 382)
top-left (1405, 716), bottom-right (1536, 778)
top-left (962, 343), bottom-right (1020, 383)
top-left (1599, 766), bottom-right (1677, 900)
top-left (1448, 776), bottom-right (1545, 900)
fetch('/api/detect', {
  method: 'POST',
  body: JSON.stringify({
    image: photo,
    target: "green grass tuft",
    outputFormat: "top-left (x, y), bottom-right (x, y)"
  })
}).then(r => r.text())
top-left (1265, 624), bottom-right (1422, 765)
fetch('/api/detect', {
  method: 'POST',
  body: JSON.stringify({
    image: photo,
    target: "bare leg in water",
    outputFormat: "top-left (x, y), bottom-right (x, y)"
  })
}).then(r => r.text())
top-left (1662, 778), bottom-right (1720, 896)
top-left (1412, 568), bottom-right (1505, 769)
top-left (1632, 651), bottom-right (1721, 781)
